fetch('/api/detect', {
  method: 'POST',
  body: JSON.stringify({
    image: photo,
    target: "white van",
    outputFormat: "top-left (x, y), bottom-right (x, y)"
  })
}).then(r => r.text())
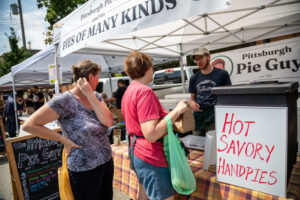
top-left (151, 66), bottom-right (199, 99)
top-left (96, 77), bottom-right (131, 98)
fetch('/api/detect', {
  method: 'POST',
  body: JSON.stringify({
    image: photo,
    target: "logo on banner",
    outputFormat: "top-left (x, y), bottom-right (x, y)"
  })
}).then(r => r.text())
top-left (211, 55), bottom-right (233, 75)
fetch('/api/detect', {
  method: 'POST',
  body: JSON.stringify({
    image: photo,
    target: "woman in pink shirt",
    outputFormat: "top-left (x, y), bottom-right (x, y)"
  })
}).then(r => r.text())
top-left (122, 51), bottom-right (188, 200)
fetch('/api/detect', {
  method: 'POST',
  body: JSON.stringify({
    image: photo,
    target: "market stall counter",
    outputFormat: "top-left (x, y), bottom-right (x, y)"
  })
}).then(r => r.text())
top-left (111, 142), bottom-right (300, 200)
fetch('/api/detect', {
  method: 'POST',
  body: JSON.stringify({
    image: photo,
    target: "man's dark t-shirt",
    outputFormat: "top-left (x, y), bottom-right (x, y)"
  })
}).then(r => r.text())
top-left (189, 68), bottom-right (231, 106)
top-left (34, 92), bottom-right (44, 110)
top-left (26, 94), bottom-right (34, 107)
top-left (113, 86), bottom-right (127, 109)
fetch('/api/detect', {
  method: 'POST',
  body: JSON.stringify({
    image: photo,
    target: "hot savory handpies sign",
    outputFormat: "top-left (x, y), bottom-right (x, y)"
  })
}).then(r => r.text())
top-left (215, 106), bottom-right (288, 198)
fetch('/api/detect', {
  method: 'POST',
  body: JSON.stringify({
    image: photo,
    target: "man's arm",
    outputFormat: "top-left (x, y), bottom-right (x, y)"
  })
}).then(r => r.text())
top-left (190, 93), bottom-right (200, 112)
top-left (107, 88), bottom-right (121, 102)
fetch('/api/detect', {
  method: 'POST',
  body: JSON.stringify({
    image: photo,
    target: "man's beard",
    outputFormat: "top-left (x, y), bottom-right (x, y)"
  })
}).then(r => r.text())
top-left (200, 61), bottom-right (210, 70)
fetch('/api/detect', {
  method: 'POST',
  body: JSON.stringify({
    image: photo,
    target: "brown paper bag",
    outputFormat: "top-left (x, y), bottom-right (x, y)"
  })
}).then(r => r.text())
top-left (173, 108), bottom-right (195, 133)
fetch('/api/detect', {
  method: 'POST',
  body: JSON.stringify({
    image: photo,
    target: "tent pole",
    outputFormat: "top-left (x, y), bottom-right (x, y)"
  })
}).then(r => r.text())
top-left (12, 76), bottom-right (19, 134)
top-left (179, 43), bottom-right (186, 93)
top-left (109, 67), bottom-right (113, 97)
top-left (54, 43), bottom-right (60, 94)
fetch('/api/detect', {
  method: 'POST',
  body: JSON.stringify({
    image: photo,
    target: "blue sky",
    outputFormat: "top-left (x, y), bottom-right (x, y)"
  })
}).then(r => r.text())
top-left (0, 0), bottom-right (49, 55)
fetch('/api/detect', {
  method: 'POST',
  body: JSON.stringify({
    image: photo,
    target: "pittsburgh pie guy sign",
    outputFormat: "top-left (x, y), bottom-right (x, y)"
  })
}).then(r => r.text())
top-left (216, 106), bottom-right (288, 197)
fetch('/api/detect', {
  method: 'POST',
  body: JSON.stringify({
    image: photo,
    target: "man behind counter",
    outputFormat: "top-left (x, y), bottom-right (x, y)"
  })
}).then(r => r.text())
top-left (32, 86), bottom-right (45, 111)
top-left (189, 47), bottom-right (232, 136)
top-left (107, 79), bottom-right (127, 123)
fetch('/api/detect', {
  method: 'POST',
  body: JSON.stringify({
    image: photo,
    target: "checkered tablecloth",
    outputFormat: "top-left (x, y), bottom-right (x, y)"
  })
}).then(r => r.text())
top-left (111, 142), bottom-right (300, 200)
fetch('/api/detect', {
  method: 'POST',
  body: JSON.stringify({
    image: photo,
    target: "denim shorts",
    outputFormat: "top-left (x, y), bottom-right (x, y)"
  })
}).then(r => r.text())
top-left (133, 155), bottom-right (174, 200)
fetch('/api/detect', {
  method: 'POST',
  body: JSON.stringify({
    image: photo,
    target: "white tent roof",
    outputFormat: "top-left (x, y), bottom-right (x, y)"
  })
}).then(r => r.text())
top-left (55, 0), bottom-right (300, 57)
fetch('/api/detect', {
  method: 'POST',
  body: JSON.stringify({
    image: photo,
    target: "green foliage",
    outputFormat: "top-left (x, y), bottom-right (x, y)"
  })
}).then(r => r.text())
top-left (37, 0), bottom-right (88, 44)
top-left (0, 28), bottom-right (32, 77)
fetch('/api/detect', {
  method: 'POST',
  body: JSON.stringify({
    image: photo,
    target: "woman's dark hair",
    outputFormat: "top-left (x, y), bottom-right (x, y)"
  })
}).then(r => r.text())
top-left (72, 60), bottom-right (101, 82)
top-left (124, 51), bottom-right (153, 79)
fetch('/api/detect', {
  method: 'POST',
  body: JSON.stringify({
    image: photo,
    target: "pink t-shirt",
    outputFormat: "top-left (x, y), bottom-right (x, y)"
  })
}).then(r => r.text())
top-left (121, 81), bottom-right (168, 167)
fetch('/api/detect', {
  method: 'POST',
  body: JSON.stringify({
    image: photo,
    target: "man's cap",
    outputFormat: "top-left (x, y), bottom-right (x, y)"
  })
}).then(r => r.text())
top-left (190, 47), bottom-right (210, 61)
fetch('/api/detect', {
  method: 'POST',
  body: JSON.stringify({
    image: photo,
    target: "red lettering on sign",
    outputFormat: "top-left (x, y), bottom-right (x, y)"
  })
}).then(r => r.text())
top-left (222, 113), bottom-right (234, 134)
top-left (218, 135), bottom-right (228, 152)
top-left (218, 159), bottom-right (278, 185)
top-left (221, 114), bottom-right (255, 136)
top-left (268, 171), bottom-right (278, 185)
top-left (237, 140), bottom-right (246, 157)
top-left (251, 168), bottom-right (261, 182)
top-left (226, 140), bottom-right (236, 154)
top-left (225, 163), bottom-right (231, 176)
top-left (245, 167), bottom-right (253, 180)
top-left (245, 142), bottom-right (254, 157)
top-left (218, 157), bottom-right (225, 174)
top-left (233, 120), bottom-right (243, 135)
top-left (265, 145), bottom-right (275, 163)
top-left (244, 121), bottom-right (255, 137)
top-left (253, 143), bottom-right (264, 161)
top-left (239, 165), bottom-right (246, 177)
top-left (259, 171), bottom-right (268, 184)
top-left (231, 163), bottom-right (238, 177)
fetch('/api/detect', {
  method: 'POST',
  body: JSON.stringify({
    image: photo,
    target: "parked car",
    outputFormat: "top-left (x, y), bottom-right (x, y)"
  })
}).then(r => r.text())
top-left (96, 77), bottom-right (131, 98)
top-left (151, 66), bottom-right (199, 99)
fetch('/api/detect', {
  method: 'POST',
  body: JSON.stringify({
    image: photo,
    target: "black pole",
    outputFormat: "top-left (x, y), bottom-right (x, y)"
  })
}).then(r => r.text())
top-left (17, 0), bottom-right (26, 50)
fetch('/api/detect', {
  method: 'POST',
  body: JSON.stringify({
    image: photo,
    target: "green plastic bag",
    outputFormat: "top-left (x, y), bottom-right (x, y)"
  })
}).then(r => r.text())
top-left (163, 116), bottom-right (196, 195)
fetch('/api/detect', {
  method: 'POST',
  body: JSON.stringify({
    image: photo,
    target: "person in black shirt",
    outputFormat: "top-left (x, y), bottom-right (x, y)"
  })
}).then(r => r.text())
top-left (4, 94), bottom-right (16, 137)
top-left (107, 79), bottom-right (127, 123)
top-left (32, 86), bottom-right (45, 111)
top-left (16, 93), bottom-right (26, 116)
top-left (189, 47), bottom-right (231, 135)
top-left (25, 89), bottom-right (34, 114)
top-left (48, 89), bottom-right (54, 99)
top-left (109, 79), bottom-right (127, 109)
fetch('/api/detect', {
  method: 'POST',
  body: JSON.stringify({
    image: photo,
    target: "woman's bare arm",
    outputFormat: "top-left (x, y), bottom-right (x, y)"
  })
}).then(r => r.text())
top-left (140, 101), bottom-right (188, 143)
top-left (22, 104), bottom-right (82, 156)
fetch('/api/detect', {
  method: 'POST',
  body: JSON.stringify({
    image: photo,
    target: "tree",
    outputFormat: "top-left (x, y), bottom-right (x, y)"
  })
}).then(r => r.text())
top-left (0, 28), bottom-right (32, 77)
top-left (37, 0), bottom-right (88, 44)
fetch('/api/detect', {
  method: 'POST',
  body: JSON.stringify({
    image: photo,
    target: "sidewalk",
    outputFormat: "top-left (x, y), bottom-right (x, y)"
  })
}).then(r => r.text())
top-left (0, 155), bottom-right (131, 200)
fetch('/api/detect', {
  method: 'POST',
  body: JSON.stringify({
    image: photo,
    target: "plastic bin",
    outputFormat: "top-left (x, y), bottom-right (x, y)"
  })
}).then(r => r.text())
top-left (211, 82), bottom-right (299, 183)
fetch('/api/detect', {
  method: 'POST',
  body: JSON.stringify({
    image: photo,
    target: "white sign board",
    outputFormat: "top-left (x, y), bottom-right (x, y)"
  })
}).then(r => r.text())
top-left (215, 106), bottom-right (287, 197)
top-left (59, 0), bottom-right (229, 57)
top-left (211, 37), bottom-right (300, 91)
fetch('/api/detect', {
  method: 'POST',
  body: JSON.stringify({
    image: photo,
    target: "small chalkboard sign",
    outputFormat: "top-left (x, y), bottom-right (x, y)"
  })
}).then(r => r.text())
top-left (0, 117), bottom-right (6, 154)
top-left (6, 134), bottom-right (63, 200)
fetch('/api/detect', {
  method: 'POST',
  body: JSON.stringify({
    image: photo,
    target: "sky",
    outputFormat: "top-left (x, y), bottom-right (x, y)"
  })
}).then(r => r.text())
top-left (0, 0), bottom-right (49, 55)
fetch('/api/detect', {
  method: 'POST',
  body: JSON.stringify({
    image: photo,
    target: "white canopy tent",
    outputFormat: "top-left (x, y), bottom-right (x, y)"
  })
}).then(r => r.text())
top-left (54, 0), bottom-right (300, 95)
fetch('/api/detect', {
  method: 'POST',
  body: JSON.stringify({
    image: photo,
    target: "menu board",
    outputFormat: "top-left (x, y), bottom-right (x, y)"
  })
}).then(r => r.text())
top-left (6, 135), bottom-right (63, 200)
top-left (0, 117), bottom-right (6, 154)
